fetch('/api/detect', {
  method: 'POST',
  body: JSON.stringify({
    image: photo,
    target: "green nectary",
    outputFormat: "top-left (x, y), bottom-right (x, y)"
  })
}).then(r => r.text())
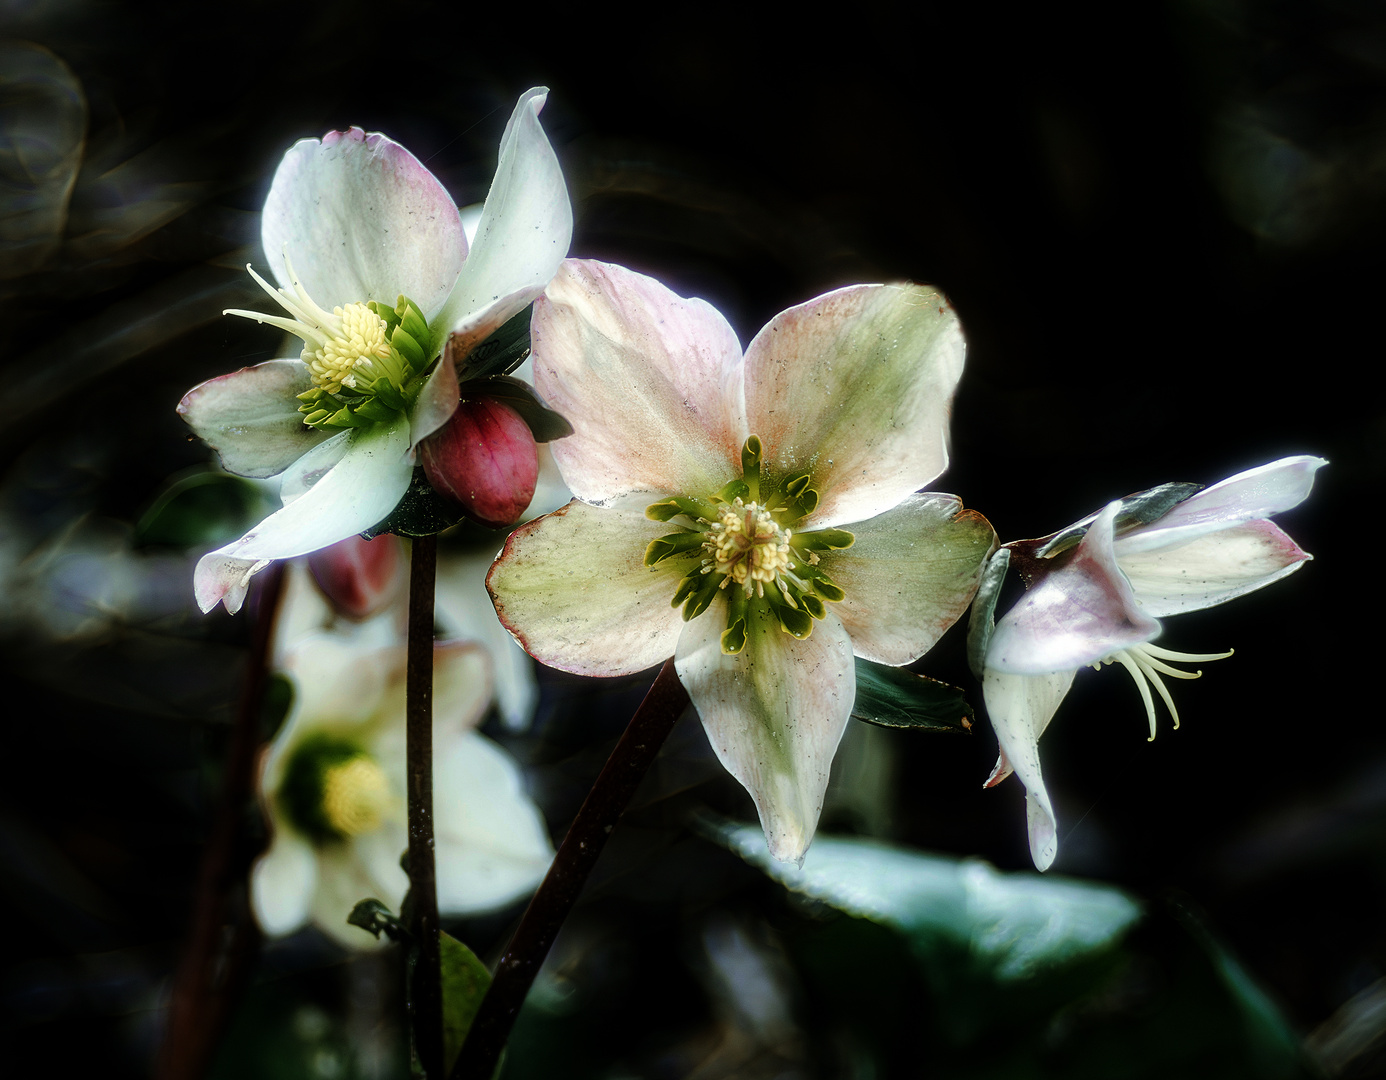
top-left (643, 436), bottom-right (855, 654)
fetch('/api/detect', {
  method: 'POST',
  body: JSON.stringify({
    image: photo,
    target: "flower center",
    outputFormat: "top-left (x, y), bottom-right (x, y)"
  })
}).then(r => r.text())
top-left (224, 247), bottom-right (434, 430)
top-left (277, 732), bottom-right (396, 844)
top-left (644, 436), bottom-right (855, 654)
top-left (320, 755), bottom-right (392, 837)
top-left (1095, 641), bottom-right (1235, 740)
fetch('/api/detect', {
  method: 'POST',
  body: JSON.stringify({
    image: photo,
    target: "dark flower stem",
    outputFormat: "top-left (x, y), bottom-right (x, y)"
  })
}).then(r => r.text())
top-left (407, 534), bottom-right (444, 1078)
top-left (157, 562), bottom-right (284, 1080)
top-left (451, 658), bottom-right (690, 1080)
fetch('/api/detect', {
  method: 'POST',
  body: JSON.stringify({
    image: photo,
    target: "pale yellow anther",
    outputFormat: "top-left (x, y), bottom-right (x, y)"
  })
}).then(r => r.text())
top-left (705, 499), bottom-right (793, 595)
top-left (320, 755), bottom-right (392, 837)
top-left (303, 302), bottom-right (392, 393)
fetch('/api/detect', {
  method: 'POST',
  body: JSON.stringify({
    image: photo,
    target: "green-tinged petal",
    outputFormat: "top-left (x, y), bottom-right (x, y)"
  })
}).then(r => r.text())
top-left (177, 359), bottom-right (331, 478)
top-left (743, 283), bottom-right (964, 529)
top-left (434, 731), bottom-right (554, 915)
top-left (820, 494), bottom-right (997, 665)
top-left (676, 600), bottom-right (855, 865)
top-left (981, 668), bottom-right (1075, 872)
top-left (432, 88), bottom-right (573, 361)
top-left (1119, 518), bottom-right (1313, 617)
top-left (250, 831), bottom-right (317, 937)
top-left (408, 349), bottom-right (458, 450)
top-left (532, 260), bottom-right (747, 505)
top-left (193, 417), bottom-right (413, 614)
top-left (487, 500), bottom-right (692, 676)
top-left (261, 127), bottom-right (465, 318)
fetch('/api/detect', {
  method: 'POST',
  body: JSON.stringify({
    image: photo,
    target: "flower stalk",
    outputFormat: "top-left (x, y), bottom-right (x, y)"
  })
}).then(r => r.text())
top-left (406, 534), bottom-right (443, 1078)
top-left (451, 659), bottom-right (690, 1080)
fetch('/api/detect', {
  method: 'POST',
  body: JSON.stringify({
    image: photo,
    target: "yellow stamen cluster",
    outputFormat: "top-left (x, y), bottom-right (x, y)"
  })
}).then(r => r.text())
top-left (304, 302), bottom-right (392, 393)
top-left (320, 755), bottom-right (392, 837)
top-left (706, 499), bottom-right (793, 595)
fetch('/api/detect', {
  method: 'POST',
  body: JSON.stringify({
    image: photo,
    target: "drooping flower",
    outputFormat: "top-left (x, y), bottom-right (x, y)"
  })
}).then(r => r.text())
top-left (251, 629), bottom-right (553, 946)
top-left (979, 456), bottom-right (1325, 871)
top-left (179, 88), bottom-right (572, 613)
top-left (487, 260), bottom-right (997, 863)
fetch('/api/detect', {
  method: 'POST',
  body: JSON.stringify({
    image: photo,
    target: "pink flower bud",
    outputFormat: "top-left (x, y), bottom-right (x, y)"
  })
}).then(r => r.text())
top-left (420, 395), bottom-right (538, 527)
top-left (307, 534), bottom-right (404, 620)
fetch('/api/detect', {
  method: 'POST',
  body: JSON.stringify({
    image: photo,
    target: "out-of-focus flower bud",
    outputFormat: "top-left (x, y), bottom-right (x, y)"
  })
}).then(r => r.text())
top-left (307, 534), bottom-right (404, 620)
top-left (419, 395), bottom-right (539, 527)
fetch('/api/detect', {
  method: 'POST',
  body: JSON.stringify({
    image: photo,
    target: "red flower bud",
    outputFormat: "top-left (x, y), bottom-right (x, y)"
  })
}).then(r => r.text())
top-left (419, 394), bottom-right (538, 527)
top-left (307, 534), bottom-right (404, 620)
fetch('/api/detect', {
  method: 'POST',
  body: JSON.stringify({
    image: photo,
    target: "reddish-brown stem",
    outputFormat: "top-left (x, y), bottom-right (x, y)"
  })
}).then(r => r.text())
top-left (406, 534), bottom-right (443, 1078)
top-left (156, 563), bottom-right (285, 1080)
top-left (450, 659), bottom-right (689, 1080)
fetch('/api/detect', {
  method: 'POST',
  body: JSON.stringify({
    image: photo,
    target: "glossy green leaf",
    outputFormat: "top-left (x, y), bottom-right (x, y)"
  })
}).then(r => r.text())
top-left (852, 658), bottom-right (974, 733)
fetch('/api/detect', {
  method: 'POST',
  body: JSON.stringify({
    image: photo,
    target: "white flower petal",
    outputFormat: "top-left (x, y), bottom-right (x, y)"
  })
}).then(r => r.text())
top-left (1115, 455), bottom-right (1326, 556)
top-left (821, 494), bottom-right (996, 665)
top-left (532, 260), bottom-right (747, 505)
top-left (432, 88), bottom-right (573, 360)
top-left (434, 731), bottom-right (553, 915)
top-left (988, 503), bottom-right (1160, 675)
top-left (742, 284), bottom-right (965, 529)
top-left (250, 830), bottom-right (317, 936)
top-left (193, 417), bottom-right (413, 613)
top-left (676, 600), bottom-right (855, 865)
top-left (177, 359), bottom-right (331, 479)
top-left (406, 349), bottom-right (458, 451)
top-left (279, 431), bottom-right (350, 505)
top-left (486, 500), bottom-right (689, 676)
top-left (261, 128), bottom-right (466, 317)
top-left (982, 668), bottom-right (1075, 872)
top-left (432, 639), bottom-right (492, 736)
top-left (312, 828), bottom-right (408, 948)
top-left (1119, 518), bottom-right (1313, 617)
top-left (436, 549), bottom-right (539, 730)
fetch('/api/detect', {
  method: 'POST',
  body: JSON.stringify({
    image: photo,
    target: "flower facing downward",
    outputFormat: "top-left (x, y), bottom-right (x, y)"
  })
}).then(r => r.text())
top-left (487, 260), bottom-right (997, 863)
top-left (979, 456), bottom-right (1325, 871)
top-left (178, 88), bottom-right (572, 614)
top-left (251, 632), bottom-right (553, 946)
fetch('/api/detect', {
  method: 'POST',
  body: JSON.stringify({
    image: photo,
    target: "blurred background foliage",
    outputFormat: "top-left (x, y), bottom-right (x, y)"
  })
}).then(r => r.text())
top-left (0, 0), bottom-right (1382, 1076)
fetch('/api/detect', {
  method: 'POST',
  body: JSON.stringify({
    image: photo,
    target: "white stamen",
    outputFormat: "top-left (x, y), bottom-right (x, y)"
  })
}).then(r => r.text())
top-left (1095, 641), bottom-right (1234, 742)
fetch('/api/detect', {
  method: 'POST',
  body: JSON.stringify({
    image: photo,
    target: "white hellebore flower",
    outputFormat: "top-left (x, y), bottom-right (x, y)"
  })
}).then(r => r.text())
top-left (487, 260), bottom-right (997, 864)
top-left (252, 632), bottom-right (553, 946)
top-left (179, 88), bottom-right (572, 614)
top-left (981, 455), bottom-right (1325, 871)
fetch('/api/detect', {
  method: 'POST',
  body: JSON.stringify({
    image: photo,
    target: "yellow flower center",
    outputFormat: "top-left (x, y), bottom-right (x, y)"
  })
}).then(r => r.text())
top-left (320, 755), bottom-right (392, 837)
top-left (706, 499), bottom-right (793, 594)
top-left (303, 301), bottom-right (392, 393)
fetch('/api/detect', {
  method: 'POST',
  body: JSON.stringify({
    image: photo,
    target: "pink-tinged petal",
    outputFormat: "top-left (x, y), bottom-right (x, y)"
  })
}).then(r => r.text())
top-left (177, 359), bottom-right (331, 479)
top-left (1116, 455), bottom-right (1326, 556)
top-left (676, 601), bottom-right (855, 865)
top-left (307, 534), bottom-right (405, 620)
top-left (194, 417), bottom-right (413, 614)
top-left (486, 500), bottom-right (690, 676)
top-left (432, 88), bottom-right (573, 361)
top-left (1119, 518), bottom-right (1312, 617)
top-left (982, 668), bottom-right (1075, 872)
top-left (261, 127), bottom-right (466, 318)
top-left (250, 831), bottom-right (316, 937)
top-left (434, 731), bottom-right (553, 915)
top-left (407, 349), bottom-right (458, 450)
top-left (532, 260), bottom-right (747, 505)
top-left (420, 395), bottom-right (538, 527)
top-left (988, 502), bottom-right (1160, 675)
top-left (821, 494), bottom-right (997, 665)
top-left (743, 284), bottom-right (965, 529)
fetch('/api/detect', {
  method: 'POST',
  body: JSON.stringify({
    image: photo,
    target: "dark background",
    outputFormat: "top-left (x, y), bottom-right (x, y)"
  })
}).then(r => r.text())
top-left (0, 1), bottom-right (1381, 1076)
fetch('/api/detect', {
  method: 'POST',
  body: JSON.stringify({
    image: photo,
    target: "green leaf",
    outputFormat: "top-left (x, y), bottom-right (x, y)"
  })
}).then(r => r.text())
top-left (346, 898), bottom-right (405, 941)
top-left (362, 466), bottom-right (469, 540)
top-left (852, 658), bottom-right (974, 733)
top-left (135, 470), bottom-right (278, 548)
top-left (456, 305), bottom-right (534, 382)
top-left (441, 931), bottom-right (491, 1074)
top-left (466, 374), bottom-right (573, 443)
